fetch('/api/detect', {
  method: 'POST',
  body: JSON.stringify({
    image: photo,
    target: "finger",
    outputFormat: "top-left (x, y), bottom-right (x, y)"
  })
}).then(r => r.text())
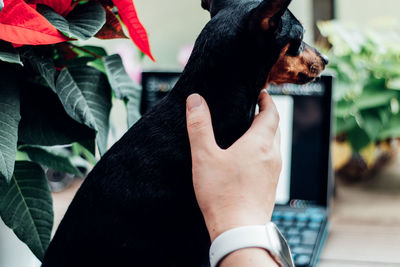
top-left (247, 90), bottom-right (280, 139)
top-left (273, 127), bottom-right (283, 177)
top-left (274, 127), bottom-right (281, 153)
top-left (229, 90), bottom-right (279, 151)
top-left (186, 94), bottom-right (218, 159)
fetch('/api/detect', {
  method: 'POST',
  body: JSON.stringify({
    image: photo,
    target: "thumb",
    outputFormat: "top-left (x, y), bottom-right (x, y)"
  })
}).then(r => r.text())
top-left (186, 94), bottom-right (218, 159)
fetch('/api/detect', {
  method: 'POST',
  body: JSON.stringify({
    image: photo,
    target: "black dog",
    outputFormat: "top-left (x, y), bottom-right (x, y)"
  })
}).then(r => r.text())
top-left (42, 0), bottom-right (327, 266)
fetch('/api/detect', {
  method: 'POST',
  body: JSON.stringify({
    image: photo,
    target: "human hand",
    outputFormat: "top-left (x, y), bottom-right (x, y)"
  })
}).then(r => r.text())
top-left (186, 90), bottom-right (282, 242)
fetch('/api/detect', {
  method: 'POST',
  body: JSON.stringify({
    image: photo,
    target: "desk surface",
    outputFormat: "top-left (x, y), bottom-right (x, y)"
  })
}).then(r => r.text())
top-left (52, 157), bottom-right (400, 267)
top-left (319, 154), bottom-right (400, 267)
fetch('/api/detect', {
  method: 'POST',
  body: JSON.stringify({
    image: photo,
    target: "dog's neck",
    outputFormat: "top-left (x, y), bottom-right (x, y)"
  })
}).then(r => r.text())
top-left (170, 50), bottom-right (273, 149)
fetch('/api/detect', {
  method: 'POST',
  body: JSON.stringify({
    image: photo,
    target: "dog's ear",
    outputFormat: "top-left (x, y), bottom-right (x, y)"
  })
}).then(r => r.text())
top-left (250, 0), bottom-right (292, 32)
top-left (201, 0), bottom-right (211, 11)
top-left (202, 0), bottom-right (232, 17)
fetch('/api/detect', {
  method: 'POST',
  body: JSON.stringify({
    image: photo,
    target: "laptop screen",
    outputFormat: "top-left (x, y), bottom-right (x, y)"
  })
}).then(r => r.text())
top-left (268, 76), bottom-right (333, 206)
top-left (272, 95), bottom-right (294, 204)
top-left (141, 73), bottom-right (333, 207)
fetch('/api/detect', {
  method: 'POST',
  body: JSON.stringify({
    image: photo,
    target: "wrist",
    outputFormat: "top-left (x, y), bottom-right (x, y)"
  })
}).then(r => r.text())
top-left (205, 209), bottom-right (271, 242)
top-left (209, 223), bottom-right (294, 267)
top-left (220, 247), bottom-right (279, 267)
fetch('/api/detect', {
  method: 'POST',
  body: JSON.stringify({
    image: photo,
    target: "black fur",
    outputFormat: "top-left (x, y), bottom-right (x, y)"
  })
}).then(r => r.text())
top-left (42, 0), bottom-right (306, 266)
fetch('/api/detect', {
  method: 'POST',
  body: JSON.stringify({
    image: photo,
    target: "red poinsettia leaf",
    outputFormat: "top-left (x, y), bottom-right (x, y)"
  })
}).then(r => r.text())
top-left (28, 0), bottom-right (73, 16)
top-left (26, 0), bottom-right (73, 16)
top-left (0, 0), bottom-right (68, 45)
top-left (113, 0), bottom-right (155, 61)
top-left (95, 6), bottom-right (128, 40)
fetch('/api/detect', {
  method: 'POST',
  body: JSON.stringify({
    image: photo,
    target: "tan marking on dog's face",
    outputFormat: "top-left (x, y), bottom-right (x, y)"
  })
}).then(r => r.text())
top-left (267, 43), bottom-right (327, 86)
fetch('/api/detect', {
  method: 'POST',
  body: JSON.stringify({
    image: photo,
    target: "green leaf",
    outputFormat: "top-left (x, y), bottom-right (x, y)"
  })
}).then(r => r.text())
top-left (55, 66), bottom-right (111, 155)
top-left (387, 78), bottom-right (400, 90)
top-left (126, 95), bottom-right (142, 127)
top-left (74, 46), bottom-right (107, 57)
top-left (67, 2), bottom-right (106, 40)
top-left (103, 54), bottom-right (142, 126)
top-left (0, 0), bottom-right (3, 13)
top-left (72, 142), bottom-right (97, 166)
top-left (377, 106), bottom-right (392, 127)
top-left (103, 54), bottom-right (134, 98)
top-left (36, 5), bottom-right (70, 37)
top-left (18, 82), bottom-right (95, 151)
top-left (379, 114), bottom-right (400, 140)
top-left (355, 89), bottom-right (396, 110)
top-left (0, 161), bottom-right (53, 261)
top-left (335, 116), bottom-right (357, 136)
top-left (373, 62), bottom-right (400, 78)
top-left (347, 125), bottom-right (371, 151)
top-left (66, 46), bottom-right (108, 73)
top-left (335, 100), bottom-right (356, 118)
top-left (77, 139), bottom-right (96, 156)
top-left (15, 150), bottom-right (29, 161)
top-left (88, 58), bottom-right (106, 73)
top-left (58, 55), bottom-right (106, 73)
top-left (21, 48), bottom-right (56, 91)
top-left (38, 2), bottom-right (106, 40)
top-left (19, 145), bottom-right (83, 177)
top-left (332, 80), bottom-right (352, 101)
top-left (360, 110), bottom-right (383, 141)
top-left (0, 66), bottom-right (21, 182)
top-left (0, 41), bottom-right (22, 65)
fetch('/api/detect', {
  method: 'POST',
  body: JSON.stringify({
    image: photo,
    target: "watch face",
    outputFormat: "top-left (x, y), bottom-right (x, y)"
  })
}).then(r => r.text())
top-left (267, 223), bottom-right (295, 267)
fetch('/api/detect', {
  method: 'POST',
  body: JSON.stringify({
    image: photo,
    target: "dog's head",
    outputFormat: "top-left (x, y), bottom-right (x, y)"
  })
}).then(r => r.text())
top-left (200, 0), bottom-right (328, 86)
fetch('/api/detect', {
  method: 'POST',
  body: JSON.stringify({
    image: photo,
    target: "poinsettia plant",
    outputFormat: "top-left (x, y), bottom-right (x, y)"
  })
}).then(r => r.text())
top-left (0, 0), bottom-right (152, 261)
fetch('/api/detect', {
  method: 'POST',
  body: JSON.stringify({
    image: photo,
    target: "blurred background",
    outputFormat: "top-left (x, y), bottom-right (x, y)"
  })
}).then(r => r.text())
top-left (1, 0), bottom-right (400, 267)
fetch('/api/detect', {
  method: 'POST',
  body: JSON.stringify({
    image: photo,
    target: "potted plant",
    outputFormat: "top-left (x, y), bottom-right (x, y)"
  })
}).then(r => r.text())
top-left (318, 20), bottom-right (400, 181)
top-left (0, 0), bottom-right (152, 264)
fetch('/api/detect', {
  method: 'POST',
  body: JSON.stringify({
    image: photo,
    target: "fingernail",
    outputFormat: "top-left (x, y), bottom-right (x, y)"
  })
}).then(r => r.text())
top-left (187, 94), bottom-right (203, 111)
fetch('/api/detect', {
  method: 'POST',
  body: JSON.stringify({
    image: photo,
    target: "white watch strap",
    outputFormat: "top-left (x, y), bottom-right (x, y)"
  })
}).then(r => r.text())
top-left (209, 223), bottom-right (294, 267)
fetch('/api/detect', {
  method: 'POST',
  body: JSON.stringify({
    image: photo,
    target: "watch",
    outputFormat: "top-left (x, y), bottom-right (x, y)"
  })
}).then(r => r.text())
top-left (209, 222), bottom-right (294, 267)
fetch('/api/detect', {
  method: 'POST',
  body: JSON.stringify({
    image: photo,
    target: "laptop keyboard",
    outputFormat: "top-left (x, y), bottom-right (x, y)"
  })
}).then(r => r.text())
top-left (272, 208), bottom-right (327, 267)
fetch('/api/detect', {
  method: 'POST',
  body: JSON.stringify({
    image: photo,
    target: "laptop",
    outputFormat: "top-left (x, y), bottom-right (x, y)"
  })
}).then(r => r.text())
top-left (267, 77), bottom-right (334, 267)
top-left (141, 72), bottom-right (334, 267)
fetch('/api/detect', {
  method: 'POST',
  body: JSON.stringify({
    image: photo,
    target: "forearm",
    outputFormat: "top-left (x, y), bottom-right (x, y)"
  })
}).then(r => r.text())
top-left (220, 248), bottom-right (278, 267)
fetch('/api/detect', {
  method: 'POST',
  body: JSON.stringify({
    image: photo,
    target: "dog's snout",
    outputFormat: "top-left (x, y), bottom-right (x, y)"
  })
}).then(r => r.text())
top-left (321, 54), bottom-right (329, 65)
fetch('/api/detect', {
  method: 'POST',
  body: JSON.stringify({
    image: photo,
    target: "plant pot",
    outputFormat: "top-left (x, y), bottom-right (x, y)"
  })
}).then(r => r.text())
top-left (332, 139), bottom-right (398, 182)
